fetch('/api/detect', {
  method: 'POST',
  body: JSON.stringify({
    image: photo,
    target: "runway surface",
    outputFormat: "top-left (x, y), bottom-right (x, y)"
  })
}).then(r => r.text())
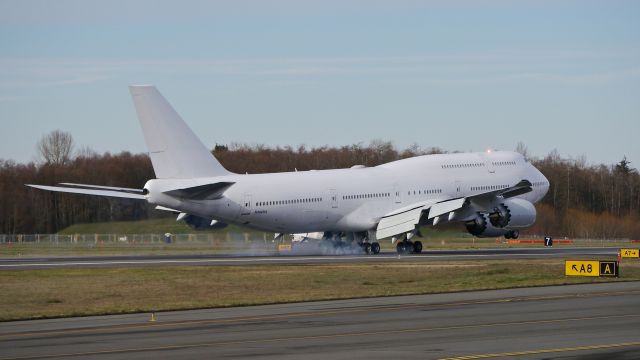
top-left (1, 281), bottom-right (639, 359)
top-left (0, 247), bottom-right (622, 269)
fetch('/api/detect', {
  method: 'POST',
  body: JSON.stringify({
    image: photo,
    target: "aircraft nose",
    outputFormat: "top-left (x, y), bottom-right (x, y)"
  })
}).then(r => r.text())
top-left (539, 170), bottom-right (550, 199)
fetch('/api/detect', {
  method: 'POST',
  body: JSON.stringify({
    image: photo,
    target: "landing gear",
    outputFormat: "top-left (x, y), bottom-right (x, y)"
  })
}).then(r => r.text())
top-left (371, 242), bottom-right (381, 255)
top-left (396, 239), bottom-right (423, 254)
top-left (363, 243), bottom-right (372, 254)
top-left (360, 241), bottom-right (381, 254)
top-left (504, 230), bottom-right (519, 239)
top-left (413, 240), bottom-right (423, 254)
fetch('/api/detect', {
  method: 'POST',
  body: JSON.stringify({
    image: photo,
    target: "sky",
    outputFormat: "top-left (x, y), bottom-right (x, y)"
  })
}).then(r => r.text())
top-left (0, 0), bottom-right (638, 166)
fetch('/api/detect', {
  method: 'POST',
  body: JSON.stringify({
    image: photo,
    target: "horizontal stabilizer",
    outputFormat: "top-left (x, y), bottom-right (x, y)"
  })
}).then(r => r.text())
top-left (26, 184), bottom-right (146, 200)
top-left (163, 181), bottom-right (234, 200)
top-left (60, 183), bottom-right (146, 194)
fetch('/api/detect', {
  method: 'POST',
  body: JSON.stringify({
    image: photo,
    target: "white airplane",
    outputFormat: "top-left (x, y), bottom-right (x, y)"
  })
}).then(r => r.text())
top-left (28, 86), bottom-right (550, 254)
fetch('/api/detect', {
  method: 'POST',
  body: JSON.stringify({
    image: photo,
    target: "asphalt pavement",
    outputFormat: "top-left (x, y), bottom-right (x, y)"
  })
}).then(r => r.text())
top-left (1, 281), bottom-right (639, 359)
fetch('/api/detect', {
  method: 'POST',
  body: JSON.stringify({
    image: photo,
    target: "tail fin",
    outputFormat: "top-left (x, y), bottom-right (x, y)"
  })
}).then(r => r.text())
top-left (129, 85), bottom-right (232, 179)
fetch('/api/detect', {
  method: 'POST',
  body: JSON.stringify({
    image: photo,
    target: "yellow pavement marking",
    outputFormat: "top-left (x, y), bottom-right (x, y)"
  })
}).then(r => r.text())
top-left (1, 314), bottom-right (639, 360)
top-left (1, 289), bottom-right (639, 340)
top-left (440, 341), bottom-right (640, 359)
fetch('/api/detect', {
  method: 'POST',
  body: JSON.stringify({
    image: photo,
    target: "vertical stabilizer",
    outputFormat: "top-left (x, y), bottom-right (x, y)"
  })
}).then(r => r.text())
top-left (129, 85), bottom-right (232, 179)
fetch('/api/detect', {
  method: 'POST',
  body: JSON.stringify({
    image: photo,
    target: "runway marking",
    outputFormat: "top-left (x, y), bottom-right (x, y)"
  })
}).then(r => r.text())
top-left (0, 252), bottom-right (610, 268)
top-left (1, 314), bottom-right (639, 360)
top-left (2, 289), bottom-right (639, 340)
top-left (439, 341), bottom-right (640, 359)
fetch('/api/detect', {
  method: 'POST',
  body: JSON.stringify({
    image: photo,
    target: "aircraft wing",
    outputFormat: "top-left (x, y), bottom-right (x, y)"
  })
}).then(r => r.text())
top-left (426, 179), bottom-right (533, 221)
top-left (375, 179), bottom-right (533, 240)
top-left (26, 184), bottom-right (146, 199)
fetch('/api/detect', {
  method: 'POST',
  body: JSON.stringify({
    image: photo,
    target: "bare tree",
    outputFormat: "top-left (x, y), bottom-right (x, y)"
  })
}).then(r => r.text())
top-left (75, 145), bottom-right (97, 159)
top-left (515, 141), bottom-right (529, 160)
top-left (37, 130), bottom-right (74, 165)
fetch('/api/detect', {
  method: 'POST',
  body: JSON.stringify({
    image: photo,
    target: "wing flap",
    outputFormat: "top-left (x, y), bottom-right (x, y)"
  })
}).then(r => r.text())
top-left (376, 204), bottom-right (428, 240)
top-left (428, 198), bottom-right (466, 219)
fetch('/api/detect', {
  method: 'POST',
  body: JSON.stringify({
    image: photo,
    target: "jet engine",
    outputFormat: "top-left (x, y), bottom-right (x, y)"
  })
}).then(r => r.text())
top-left (465, 213), bottom-right (509, 237)
top-left (466, 199), bottom-right (536, 238)
top-left (488, 198), bottom-right (536, 228)
top-left (182, 214), bottom-right (228, 230)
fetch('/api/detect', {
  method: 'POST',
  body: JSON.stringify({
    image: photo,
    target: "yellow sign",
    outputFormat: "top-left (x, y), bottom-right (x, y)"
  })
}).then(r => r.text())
top-left (278, 244), bottom-right (292, 252)
top-left (565, 260), bottom-right (600, 277)
top-left (620, 249), bottom-right (639, 258)
top-left (565, 260), bottom-right (618, 277)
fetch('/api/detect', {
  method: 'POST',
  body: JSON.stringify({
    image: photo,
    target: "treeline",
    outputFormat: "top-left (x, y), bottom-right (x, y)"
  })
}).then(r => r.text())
top-left (1, 141), bottom-right (639, 238)
top-left (0, 152), bottom-right (154, 234)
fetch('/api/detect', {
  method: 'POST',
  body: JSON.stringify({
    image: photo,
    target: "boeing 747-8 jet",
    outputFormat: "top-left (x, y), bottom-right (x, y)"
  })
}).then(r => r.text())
top-left (28, 86), bottom-right (549, 254)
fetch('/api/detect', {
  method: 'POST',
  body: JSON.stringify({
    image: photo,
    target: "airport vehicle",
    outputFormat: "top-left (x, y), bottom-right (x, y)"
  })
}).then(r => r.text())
top-left (28, 86), bottom-right (550, 254)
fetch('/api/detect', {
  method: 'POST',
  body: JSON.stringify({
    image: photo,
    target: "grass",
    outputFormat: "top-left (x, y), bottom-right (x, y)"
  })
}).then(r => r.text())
top-left (1, 259), bottom-right (639, 321)
top-left (0, 239), bottom-right (277, 257)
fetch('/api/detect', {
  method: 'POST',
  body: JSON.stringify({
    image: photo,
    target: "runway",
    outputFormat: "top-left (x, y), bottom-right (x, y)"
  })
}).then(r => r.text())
top-left (1, 281), bottom-right (639, 359)
top-left (0, 247), bottom-right (622, 269)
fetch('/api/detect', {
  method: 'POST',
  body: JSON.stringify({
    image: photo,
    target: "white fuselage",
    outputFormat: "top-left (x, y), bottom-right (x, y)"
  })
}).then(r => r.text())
top-left (145, 151), bottom-right (549, 234)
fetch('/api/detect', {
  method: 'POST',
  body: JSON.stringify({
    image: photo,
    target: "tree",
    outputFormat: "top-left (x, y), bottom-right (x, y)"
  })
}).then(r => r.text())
top-left (37, 130), bottom-right (74, 165)
top-left (515, 141), bottom-right (529, 160)
top-left (615, 156), bottom-right (636, 175)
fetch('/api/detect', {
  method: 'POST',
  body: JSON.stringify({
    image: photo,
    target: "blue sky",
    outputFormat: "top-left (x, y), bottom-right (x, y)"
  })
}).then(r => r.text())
top-left (1, 0), bottom-right (638, 166)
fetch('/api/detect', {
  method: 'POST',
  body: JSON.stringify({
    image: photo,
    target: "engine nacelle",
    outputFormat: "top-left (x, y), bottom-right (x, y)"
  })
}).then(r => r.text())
top-left (465, 213), bottom-right (509, 237)
top-left (488, 198), bottom-right (536, 228)
top-left (183, 214), bottom-right (228, 230)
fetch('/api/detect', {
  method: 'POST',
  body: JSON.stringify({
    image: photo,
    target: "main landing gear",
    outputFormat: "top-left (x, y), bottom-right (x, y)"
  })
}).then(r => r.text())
top-left (504, 230), bottom-right (519, 239)
top-left (361, 242), bottom-right (381, 255)
top-left (396, 240), bottom-right (422, 254)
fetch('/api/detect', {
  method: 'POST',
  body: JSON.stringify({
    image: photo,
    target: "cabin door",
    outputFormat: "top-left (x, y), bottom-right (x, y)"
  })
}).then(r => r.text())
top-left (241, 194), bottom-right (252, 215)
top-left (328, 189), bottom-right (338, 209)
top-left (393, 183), bottom-right (402, 204)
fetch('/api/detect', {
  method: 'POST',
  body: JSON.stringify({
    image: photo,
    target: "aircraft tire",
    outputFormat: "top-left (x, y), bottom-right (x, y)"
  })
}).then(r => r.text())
top-left (363, 243), bottom-right (372, 255)
top-left (413, 240), bottom-right (423, 254)
top-left (371, 242), bottom-right (381, 254)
